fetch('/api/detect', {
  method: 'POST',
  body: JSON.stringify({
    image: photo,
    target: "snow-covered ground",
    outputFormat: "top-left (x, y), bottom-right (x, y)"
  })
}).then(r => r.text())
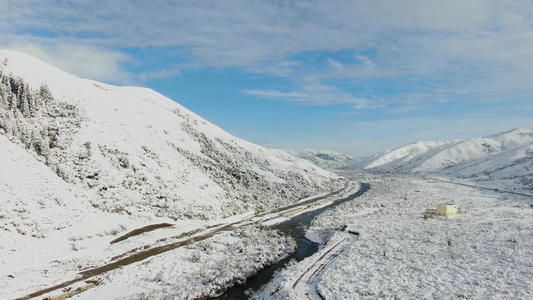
top-left (253, 175), bottom-right (533, 299)
top-left (0, 185), bottom-right (354, 300)
top-left (68, 225), bottom-right (296, 300)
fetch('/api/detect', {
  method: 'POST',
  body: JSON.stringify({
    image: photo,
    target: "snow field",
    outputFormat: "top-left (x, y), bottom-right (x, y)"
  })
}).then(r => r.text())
top-left (253, 176), bottom-right (533, 299)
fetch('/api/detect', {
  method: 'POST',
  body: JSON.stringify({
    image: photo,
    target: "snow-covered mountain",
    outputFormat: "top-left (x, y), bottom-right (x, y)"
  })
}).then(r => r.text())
top-left (0, 49), bottom-right (344, 300)
top-left (282, 149), bottom-right (360, 170)
top-left (349, 128), bottom-right (533, 190)
top-left (0, 49), bottom-right (340, 225)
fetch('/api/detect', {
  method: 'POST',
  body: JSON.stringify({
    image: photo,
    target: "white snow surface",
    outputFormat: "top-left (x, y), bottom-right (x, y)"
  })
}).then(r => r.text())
top-left (282, 149), bottom-right (360, 169)
top-left (253, 175), bottom-right (533, 299)
top-left (72, 226), bottom-right (296, 300)
top-left (350, 128), bottom-right (533, 191)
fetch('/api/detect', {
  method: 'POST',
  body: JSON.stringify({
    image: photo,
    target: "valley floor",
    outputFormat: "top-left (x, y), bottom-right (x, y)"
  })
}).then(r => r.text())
top-left (1, 182), bottom-right (358, 300)
top-left (4, 175), bottom-right (533, 300)
top-left (252, 175), bottom-right (533, 300)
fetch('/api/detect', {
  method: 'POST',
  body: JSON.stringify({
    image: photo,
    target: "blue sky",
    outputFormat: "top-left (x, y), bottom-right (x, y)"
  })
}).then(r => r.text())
top-left (1, 0), bottom-right (532, 156)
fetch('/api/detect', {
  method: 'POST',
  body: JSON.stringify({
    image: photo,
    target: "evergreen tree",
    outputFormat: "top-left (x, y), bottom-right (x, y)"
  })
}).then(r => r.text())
top-left (38, 84), bottom-right (53, 107)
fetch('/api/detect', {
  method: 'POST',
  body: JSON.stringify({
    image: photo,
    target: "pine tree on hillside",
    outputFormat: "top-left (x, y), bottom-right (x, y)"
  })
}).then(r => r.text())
top-left (0, 70), bottom-right (80, 168)
top-left (38, 83), bottom-right (53, 107)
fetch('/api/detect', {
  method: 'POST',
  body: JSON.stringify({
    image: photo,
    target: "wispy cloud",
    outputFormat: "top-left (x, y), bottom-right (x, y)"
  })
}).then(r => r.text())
top-left (245, 61), bottom-right (300, 77)
top-left (4, 41), bottom-right (133, 84)
top-left (139, 68), bottom-right (181, 81)
top-left (243, 80), bottom-right (379, 109)
top-left (338, 111), bottom-right (360, 117)
top-left (241, 89), bottom-right (306, 99)
top-left (389, 105), bottom-right (430, 114)
top-left (2, 1), bottom-right (528, 67)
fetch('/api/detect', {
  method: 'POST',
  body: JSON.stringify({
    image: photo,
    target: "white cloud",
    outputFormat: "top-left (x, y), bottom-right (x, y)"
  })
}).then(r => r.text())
top-left (3, 41), bottom-right (133, 84)
top-left (355, 55), bottom-right (375, 67)
top-left (139, 68), bottom-right (181, 81)
top-left (243, 80), bottom-right (378, 108)
top-left (389, 105), bottom-right (429, 114)
top-left (2, 0), bottom-right (524, 68)
top-left (241, 89), bottom-right (306, 99)
top-left (328, 59), bottom-right (344, 70)
top-left (245, 61), bottom-right (300, 77)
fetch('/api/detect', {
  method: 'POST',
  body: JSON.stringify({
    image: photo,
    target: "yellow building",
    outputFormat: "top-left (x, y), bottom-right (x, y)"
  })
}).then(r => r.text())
top-left (425, 204), bottom-right (465, 218)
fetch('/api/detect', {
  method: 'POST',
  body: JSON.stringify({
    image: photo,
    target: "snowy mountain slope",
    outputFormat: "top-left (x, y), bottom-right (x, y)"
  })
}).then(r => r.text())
top-left (0, 50), bottom-right (344, 298)
top-left (349, 128), bottom-right (533, 190)
top-left (0, 49), bottom-right (340, 222)
top-left (361, 140), bottom-right (455, 170)
top-left (0, 134), bottom-right (95, 239)
top-left (282, 149), bottom-right (360, 169)
top-left (0, 134), bottom-right (131, 287)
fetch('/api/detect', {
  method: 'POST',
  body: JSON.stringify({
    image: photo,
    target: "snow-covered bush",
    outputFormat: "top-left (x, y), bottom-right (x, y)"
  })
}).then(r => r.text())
top-left (105, 226), bottom-right (296, 299)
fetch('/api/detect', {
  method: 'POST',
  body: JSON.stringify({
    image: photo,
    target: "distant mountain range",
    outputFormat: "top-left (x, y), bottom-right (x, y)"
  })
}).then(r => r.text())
top-left (349, 128), bottom-right (533, 191)
top-left (282, 129), bottom-right (533, 193)
top-left (282, 149), bottom-right (360, 170)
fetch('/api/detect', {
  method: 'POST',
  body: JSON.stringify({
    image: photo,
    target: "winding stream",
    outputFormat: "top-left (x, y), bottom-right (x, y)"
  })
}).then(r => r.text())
top-left (214, 182), bottom-right (370, 299)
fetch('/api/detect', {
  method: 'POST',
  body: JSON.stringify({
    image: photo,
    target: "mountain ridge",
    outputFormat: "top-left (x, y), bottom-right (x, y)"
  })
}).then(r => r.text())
top-left (348, 128), bottom-right (533, 191)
